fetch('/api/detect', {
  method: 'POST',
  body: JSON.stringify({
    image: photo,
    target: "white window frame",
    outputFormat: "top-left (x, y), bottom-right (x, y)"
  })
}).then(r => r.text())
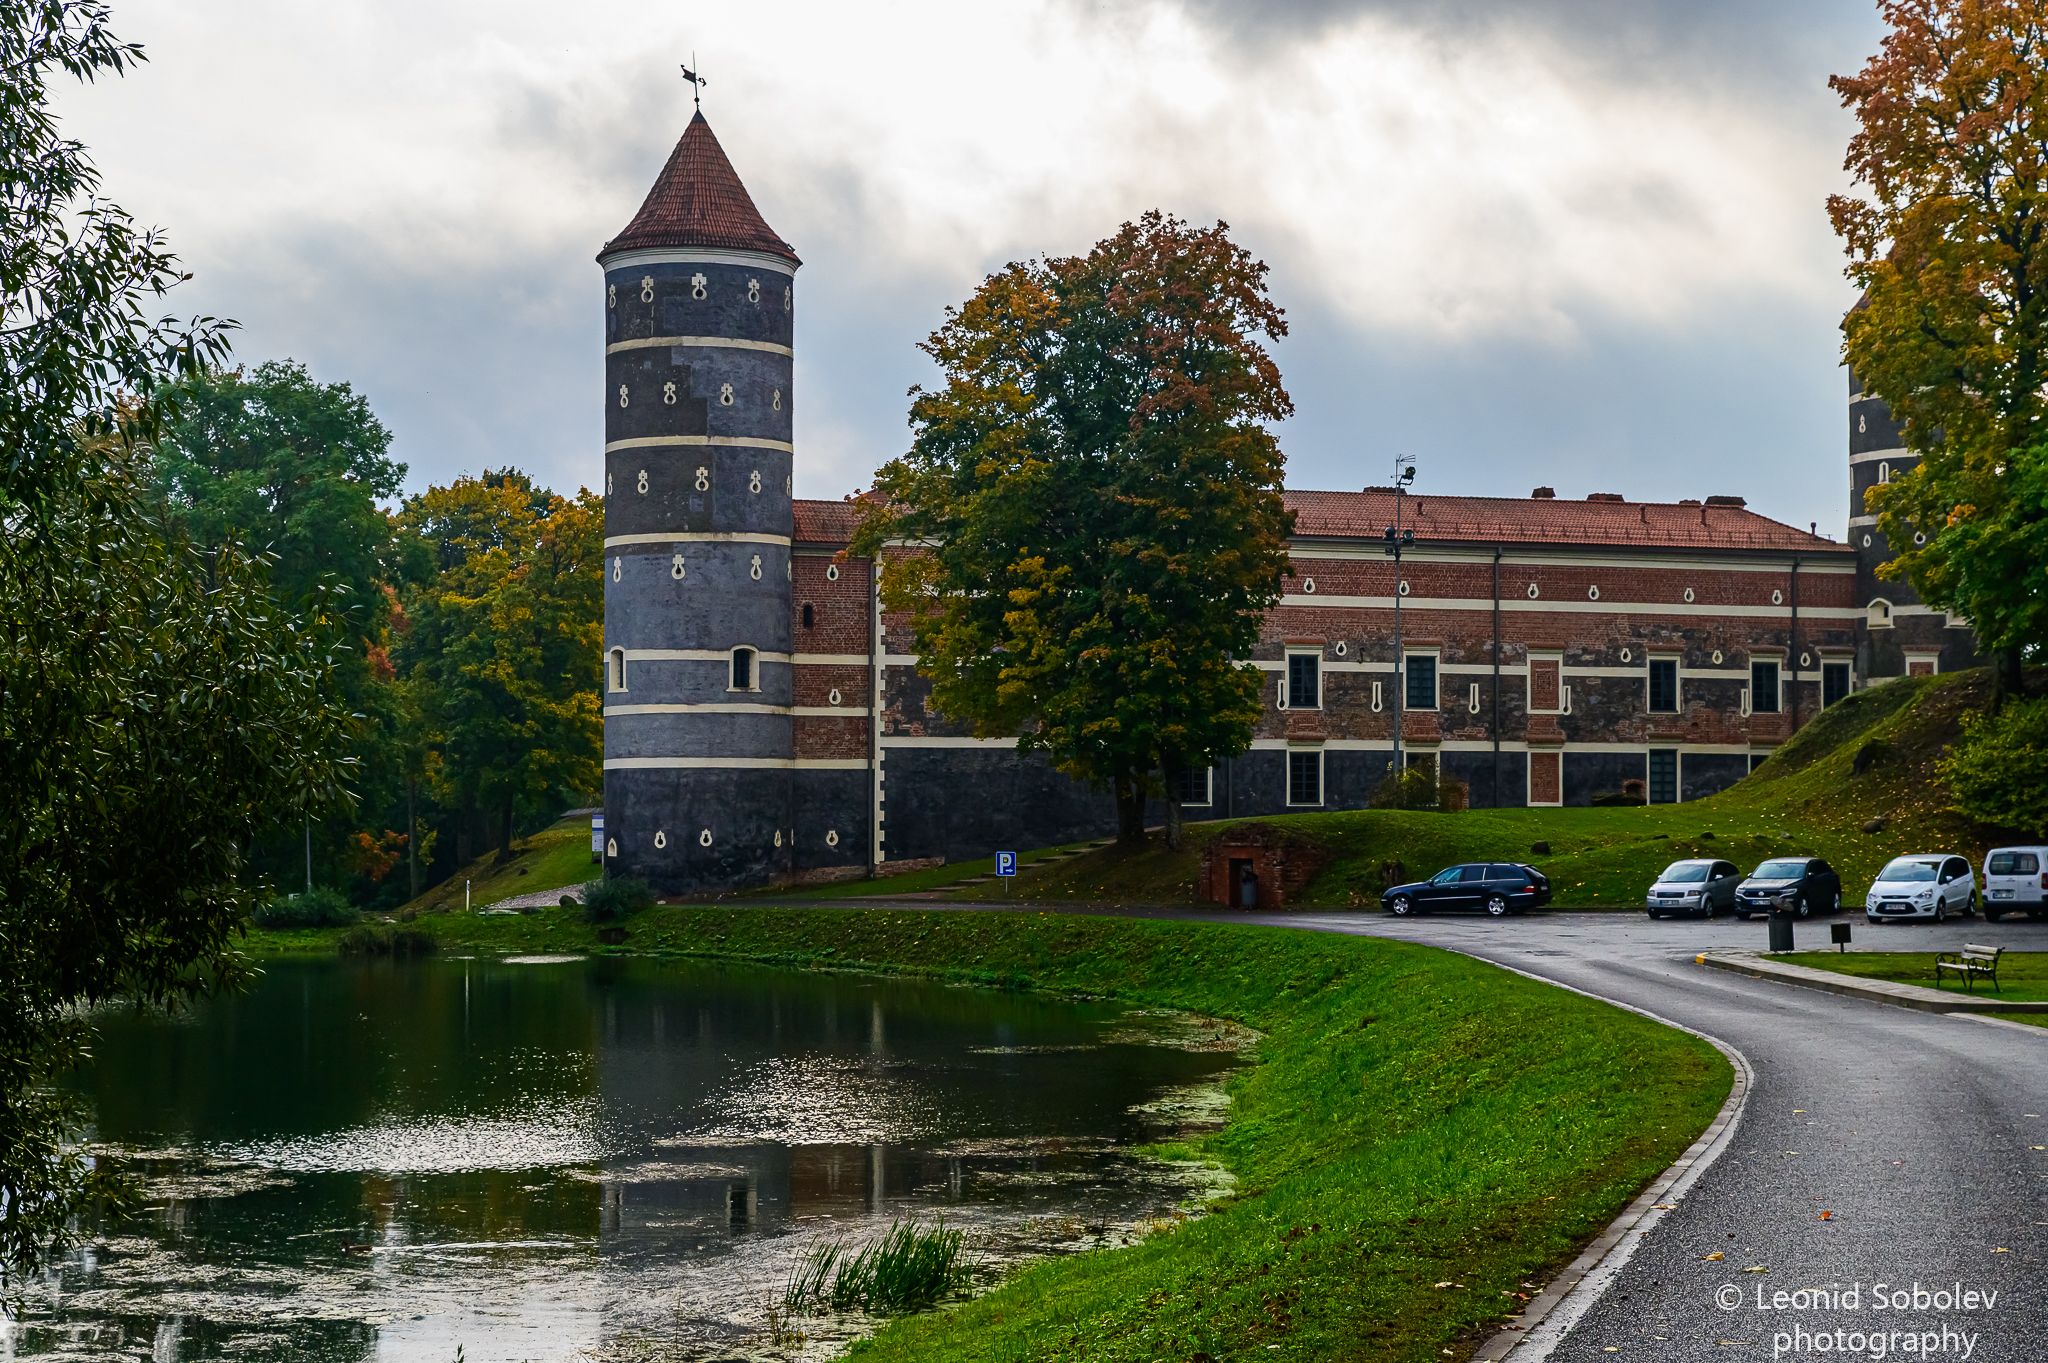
top-left (1904, 650), bottom-right (1941, 677)
top-left (1646, 654), bottom-right (1681, 715)
top-left (1866, 598), bottom-right (1894, 629)
top-left (608, 647), bottom-right (628, 693)
top-left (1527, 650), bottom-right (1565, 716)
top-left (1747, 654), bottom-right (1783, 716)
top-left (1525, 749), bottom-right (1563, 808)
top-left (1284, 646), bottom-right (1323, 711)
top-left (729, 645), bottom-right (760, 693)
top-left (1403, 648), bottom-right (1440, 713)
top-left (1285, 747), bottom-right (1324, 808)
top-left (1821, 658), bottom-right (1853, 707)
top-left (1175, 766), bottom-right (1214, 808)
top-left (1646, 747), bottom-right (1681, 805)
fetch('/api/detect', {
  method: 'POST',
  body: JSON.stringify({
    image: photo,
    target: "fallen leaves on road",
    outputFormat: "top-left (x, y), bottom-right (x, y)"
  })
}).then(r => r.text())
top-left (1742, 1266), bottom-right (1768, 1274)
top-left (1820, 1210), bottom-right (1833, 1221)
top-left (1704, 1251), bottom-right (1725, 1261)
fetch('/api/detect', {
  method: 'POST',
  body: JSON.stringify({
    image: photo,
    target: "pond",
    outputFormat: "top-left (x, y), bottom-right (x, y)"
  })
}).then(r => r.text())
top-left (3, 955), bottom-right (1242, 1362)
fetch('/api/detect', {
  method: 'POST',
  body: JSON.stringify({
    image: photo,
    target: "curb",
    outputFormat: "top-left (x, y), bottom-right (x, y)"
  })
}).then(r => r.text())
top-left (1698, 950), bottom-right (2048, 1014)
top-left (1466, 965), bottom-right (1754, 1363)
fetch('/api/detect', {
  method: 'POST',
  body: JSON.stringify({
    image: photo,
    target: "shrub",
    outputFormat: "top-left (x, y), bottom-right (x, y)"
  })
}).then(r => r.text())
top-left (1369, 767), bottom-right (1440, 810)
top-left (1590, 791), bottom-right (1646, 808)
top-left (251, 886), bottom-right (358, 929)
top-left (784, 1221), bottom-right (969, 1315)
top-left (1942, 696), bottom-right (2048, 835)
top-left (579, 876), bottom-right (654, 924)
top-left (337, 923), bottom-right (437, 957)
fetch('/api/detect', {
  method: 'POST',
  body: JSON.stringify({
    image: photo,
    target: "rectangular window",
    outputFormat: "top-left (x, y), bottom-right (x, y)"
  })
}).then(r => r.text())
top-left (1750, 659), bottom-right (1781, 714)
top-left (1648, 748), bottom-right (1678, 804)
top-left (1286, 750), bottom-right (1323, 807)
top-left (1286, 651), bottom-right (1321, 709)
top-left (1648, 658), bottom-right (1679, 713)
top-left (1173, 767), bottom-right (1212, 807)
top-left (1405, 654), bottom-right (1437, 712)
top-left (1407, 751), bottom-right (1438, 782)
top-left (1822, 661), bottom-right (1851, 708)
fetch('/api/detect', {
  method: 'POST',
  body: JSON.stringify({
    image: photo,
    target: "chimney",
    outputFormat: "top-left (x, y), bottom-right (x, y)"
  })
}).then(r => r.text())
top-left (1586, 492), bottom-right (1625, 503)
top-left (1704, 495), bottom-right (1747, 508)
top-left (1531, 486), bottom-right (1556, 499)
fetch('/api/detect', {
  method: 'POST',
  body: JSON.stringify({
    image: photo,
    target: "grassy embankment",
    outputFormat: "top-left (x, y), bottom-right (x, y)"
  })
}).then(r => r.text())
top-left (251, 905), bottom-right (1730, 1362)
top-left (397, 813), bottom-right (599, 913)
top-left (781, 671), bottom-right (2017, 910)
top-left (1782, 949), bottom-right (2048, 1029)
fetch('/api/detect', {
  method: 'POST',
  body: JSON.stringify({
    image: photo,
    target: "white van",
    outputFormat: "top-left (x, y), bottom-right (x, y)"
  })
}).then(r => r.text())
top-left (1982, 846), bottom-right (2048, 922)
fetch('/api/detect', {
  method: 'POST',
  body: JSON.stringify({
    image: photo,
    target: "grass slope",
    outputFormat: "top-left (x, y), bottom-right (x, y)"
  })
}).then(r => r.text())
top-left (398, 813), bottom-right (599, 914)
top-left (815, 671), bottom-right (2015, 910)
top-left (253, 906), bottom-right (1730, 1362)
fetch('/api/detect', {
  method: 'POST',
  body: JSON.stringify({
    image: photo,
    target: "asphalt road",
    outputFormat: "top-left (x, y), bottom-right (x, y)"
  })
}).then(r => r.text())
top-left (1231, 909), bottom-right (2048, 1363)
top-left (832, 897), bottom-right (2048, 1360)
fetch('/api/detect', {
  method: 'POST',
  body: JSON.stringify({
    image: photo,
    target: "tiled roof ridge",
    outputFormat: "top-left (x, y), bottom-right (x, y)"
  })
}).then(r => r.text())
top-left (600, 111), bottom-right (799, 264)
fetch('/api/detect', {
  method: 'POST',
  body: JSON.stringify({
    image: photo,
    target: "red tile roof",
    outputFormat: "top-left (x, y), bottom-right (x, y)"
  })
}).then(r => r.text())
top-left (794, 498), bottom-right (867, 544)
top-left (600, 112), bottom-right (799, 264)
top-left (1284, 488), bottom-right (1852, 553)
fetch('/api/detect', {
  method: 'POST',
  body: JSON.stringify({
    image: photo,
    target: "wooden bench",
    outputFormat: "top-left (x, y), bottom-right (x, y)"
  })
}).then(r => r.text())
top-left (1934, 944), bottom-right (2004, 993)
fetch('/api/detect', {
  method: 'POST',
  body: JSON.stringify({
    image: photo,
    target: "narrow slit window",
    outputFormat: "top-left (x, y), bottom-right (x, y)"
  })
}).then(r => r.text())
top-left (1647, 658), bottom-right (1678, 713)
top-left (731, 646), bottom-right (757, 692)
top-left (608, 647), bottom-right (627, 693)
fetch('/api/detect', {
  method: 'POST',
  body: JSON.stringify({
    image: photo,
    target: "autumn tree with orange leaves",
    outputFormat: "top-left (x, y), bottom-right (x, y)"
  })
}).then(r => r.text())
top-left (854, 212), bottom-right (1294, 848)
top-left (1832, 0), bottom-right (2048, 697)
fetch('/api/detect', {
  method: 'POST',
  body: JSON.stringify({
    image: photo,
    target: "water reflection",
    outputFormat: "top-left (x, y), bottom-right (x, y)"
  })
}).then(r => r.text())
top-left (4, 956), bottom-right (1239, 1361)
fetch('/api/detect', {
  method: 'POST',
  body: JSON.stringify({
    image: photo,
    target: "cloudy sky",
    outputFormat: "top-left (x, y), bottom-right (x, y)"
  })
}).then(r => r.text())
top-left (61, 0), bottom-right (1885, 536)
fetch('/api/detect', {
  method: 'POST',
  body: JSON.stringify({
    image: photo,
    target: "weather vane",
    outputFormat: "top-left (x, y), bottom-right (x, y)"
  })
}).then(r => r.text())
top-left (681, 57), bottom-right (707, 110)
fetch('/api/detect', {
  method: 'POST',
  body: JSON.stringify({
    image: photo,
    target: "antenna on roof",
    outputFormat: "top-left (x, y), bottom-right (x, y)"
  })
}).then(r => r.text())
top-left (681, 56), bottom-right (707, 110)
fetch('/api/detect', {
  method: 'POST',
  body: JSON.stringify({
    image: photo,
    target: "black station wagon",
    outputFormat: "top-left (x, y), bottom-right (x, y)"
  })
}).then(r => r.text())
top-left (1381, 863), bottom-right (1552, 917)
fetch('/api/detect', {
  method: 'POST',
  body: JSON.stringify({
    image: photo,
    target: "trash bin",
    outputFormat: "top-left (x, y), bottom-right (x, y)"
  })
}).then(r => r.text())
top-left (1767, 908), bottom-right (1795, 953)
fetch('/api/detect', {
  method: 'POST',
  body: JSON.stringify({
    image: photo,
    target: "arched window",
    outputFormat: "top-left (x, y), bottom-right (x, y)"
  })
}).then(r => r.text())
top-left (608, 647), bottom-right (627, 692)
top-left (730, 646), bottom-right (757, 692)
top-left (801, 603), bottom-right (815, 630)
top-left (1878, 460), bottom-right (1891, 483)
top-left (1867, 598), bottom-right (1893, 629)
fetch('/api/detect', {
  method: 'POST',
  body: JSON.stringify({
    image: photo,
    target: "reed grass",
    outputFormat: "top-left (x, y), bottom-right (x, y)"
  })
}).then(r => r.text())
top-left (784, 1220), bottom-right (969, 1315)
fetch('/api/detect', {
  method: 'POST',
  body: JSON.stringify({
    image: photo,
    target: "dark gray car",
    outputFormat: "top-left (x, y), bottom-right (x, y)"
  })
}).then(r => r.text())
top-left (1735, 856), bottom-right (1843, 919)
top-left (1645, 859), bottom-right (1742, 918)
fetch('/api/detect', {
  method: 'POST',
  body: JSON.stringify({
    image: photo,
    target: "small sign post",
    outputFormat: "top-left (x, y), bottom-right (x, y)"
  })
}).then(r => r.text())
top-left (591, 813), bottom-right (605, 864)
top-left (995, 851), bottom-right (1017, 897)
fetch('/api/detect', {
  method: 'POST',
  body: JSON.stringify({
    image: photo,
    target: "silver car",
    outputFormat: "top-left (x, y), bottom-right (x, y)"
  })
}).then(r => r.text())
top-left (1645, 859), bottom-right (1742, 918)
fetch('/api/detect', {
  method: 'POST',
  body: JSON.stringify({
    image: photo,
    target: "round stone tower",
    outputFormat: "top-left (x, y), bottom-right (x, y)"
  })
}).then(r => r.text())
top-left (599, 109), bottom-right (799, 893)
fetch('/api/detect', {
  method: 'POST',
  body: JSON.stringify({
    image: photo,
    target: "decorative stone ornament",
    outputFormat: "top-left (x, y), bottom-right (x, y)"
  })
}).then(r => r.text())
top-left (699, 829), bottom-right (714, 847)
top-left (825, 829), bottom-right (840, 848)
top-left (617, 384), bottom-right (630, 408)
top-left (1586, 585), bottom-right (1600, 601)
top-left (1858, 413), bottom-right (1867, 433)
top-left (606, 472), bottom-right (613, 496)
top-left (1683, 587), bottom-right (1696, 603)
top-left (695, 466), bottom-right (711, 492)
top-left (1333, 641), bottom-right (1347, 658)
top-left (1526, 583), bottom-right (1541, 599)
top-left (637, 469), bottom-right (649, 494)
top-left (772, 389), bottom-right (782, 411)
top-left (773, 829), bottom-right (783, 847)
top-left (1862, 533), bottom-right (1873, 548)
top-left (719, 382), bottom-right (735, 406)
top-left (1397, 580), bottom-right (1410, 596)
top-left (608, 283), bottom-right (616, 308)
top-left (640, 276), bottom-right (655, 302)
top-left (783, 284), bottom-right (791, 311)
top-left (1620, 648), bottom-right (1633, 663)
top-left (1302, 578), bottom-right (1316, 594)
top-left (689, 272), bottom-right (707, 299)
top-left (747, 278), bottom-right (761, 303)
top-left (748, 469), bottom-right (762, 494)
top-left (828, 688), bottom-right (842, 706)
top-left (1800, 651), bottom-right (1812, 668)
top-left (1771, 589), bottom-right (1785, 605)
top-left (750, 554), bottom-right (763, 581)
top-left (671, 553), bottom-right (686, 580)
top-left (611, 557), bottom-right (622, 583)
top-left (1713, 650), bottom-right (1724, 664)
top-left (605, 838), bottom-right (617, 858)
top-left (663, 381), bottom-right (677, 405)
top-left (825, 563), bottom-right (839, 582)
top-left (653, 830), bottom-right (668, 849)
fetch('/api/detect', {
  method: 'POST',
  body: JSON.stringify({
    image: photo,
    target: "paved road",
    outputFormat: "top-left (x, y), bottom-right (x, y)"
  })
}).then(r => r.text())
top-left (1234, 910), bottom-right (2048, 1363)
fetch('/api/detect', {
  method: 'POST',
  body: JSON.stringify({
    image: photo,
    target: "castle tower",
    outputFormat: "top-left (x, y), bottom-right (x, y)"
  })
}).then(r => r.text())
top-left (1846, 363), bottom-right (1978, 680)
top-left (599, 110), bottom-right (799, 892)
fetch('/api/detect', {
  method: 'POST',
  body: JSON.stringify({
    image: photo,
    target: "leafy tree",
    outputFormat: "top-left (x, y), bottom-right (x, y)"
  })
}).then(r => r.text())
top-left (1831, 0), bottom-right (2048, 696)
top-left (1, 2), bottom-right (342, 1285)
top-left (1943, 693), bottom-right (2048, 833)
top-left (853, 212), bottom-right (1293, 847)
top-left (150, 360), bottom-right (410, 894)
top-left (397, 470), bottom-right (603, 861)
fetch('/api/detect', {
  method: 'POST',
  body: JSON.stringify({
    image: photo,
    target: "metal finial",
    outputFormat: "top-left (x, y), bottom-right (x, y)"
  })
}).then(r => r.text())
top-left (681, 57), bottom-right (707, 110)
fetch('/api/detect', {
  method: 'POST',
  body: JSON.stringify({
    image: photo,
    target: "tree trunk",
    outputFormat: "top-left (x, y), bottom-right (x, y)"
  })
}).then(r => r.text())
top-left (1162, 766), bottom-right (1184, 851)
top-left (1996, 643), bottom-right (2027, 705)
top-left (1115, 773), bottom-right (1147, 847)
top-left (455, 796), bottom-right (475, 869)
top-left (496, 798), bottom-right (516, 862)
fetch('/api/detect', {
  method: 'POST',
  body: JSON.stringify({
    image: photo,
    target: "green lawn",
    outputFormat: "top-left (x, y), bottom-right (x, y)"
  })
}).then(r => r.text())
top-left (398, 813), bottom-right (600, 914)
top-left (251, 905), bottom-right (1729, 1362)
top-left (761, 838), bottom-right (1106, 900)
top-left (1783, 949), bottom-right (2048, 1008)
top-left (782, 671), bottom-right (2025, 911)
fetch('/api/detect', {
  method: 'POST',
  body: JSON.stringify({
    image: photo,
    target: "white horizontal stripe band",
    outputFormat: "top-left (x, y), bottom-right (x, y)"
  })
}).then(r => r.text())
top-left (618, 649), bottom-right (793, 664)
top-left (605, 532), bottom-right (792, 548)
top-left (603, 756), bottom-right (864, 771)
top-left (1282, 545), bottom-right (1856, 571)
top-left (605, 435), bottom-right (794, 453)
top-left (603, 702), bottom-right (871, 718)
top-left (793, 653), bottom-right (871, 666)
top-left (1848, 449), bottom-right (1909, 465)
top-left (1244, 738), bottom-right (1765, 756)
top-left (1276, 594), bottom-right (1865, 620)
top-left (598, 247), bottom-right (798, 276)
top-left (608, 335), bottom-right (794, 358)
top-left (879, 736), bottom-right (1019, 749)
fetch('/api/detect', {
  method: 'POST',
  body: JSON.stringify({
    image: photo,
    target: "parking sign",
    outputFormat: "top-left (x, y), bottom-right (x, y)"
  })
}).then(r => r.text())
top-left (995, 851), bottom-right (1017, 877)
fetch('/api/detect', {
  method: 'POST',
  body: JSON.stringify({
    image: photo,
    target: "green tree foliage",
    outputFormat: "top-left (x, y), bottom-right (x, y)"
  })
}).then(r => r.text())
top-left (0, 2), bottom-right (342, 1284)
top-left (1942, 694), bottom-right (2048, 833)
top-left (1830, 1), bottom-right (2048, 694)
top-left (0, 1), bottom-right (232, 513)
top-left (397, 470), bottom-right (603, 860)
top-left (854, 212), bottom-right (1293, 846)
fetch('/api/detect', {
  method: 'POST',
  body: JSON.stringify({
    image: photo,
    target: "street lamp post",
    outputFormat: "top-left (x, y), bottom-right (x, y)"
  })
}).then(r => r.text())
top-left (1383, 456), bottom-right (1417, 781)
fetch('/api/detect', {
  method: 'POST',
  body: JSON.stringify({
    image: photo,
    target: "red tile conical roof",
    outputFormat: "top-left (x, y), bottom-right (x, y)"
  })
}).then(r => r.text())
top-left (599, 111), bottom-right (799, 264)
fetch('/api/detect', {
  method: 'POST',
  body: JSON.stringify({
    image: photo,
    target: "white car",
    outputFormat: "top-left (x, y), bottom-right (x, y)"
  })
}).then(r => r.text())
top-left (1864, 854), bottom-right (1978, 924)
top-left (1982, 846), bottom-right (2048, 922)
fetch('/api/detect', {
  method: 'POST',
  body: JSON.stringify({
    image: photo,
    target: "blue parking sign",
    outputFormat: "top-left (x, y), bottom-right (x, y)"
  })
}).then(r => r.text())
top-left (995, 851), bottom-right (1018, 877)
